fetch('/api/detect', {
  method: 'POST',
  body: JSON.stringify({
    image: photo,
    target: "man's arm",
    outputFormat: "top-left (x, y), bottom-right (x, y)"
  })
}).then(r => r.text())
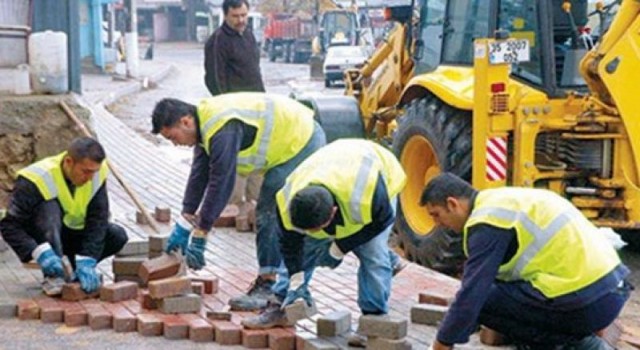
top-left (435, 224), bottom-right (515, 345)
top-left (277, 211), bottom-right (306, 275)
top-left (335, 175), bottom-right (393, 254)
top-left (0, 178), bottom-right (45, 262)
top-left (203, 31), bottom-right (228, 95)
top-left (194, 121), bottom-right (243, 231)
top-left (182, 145), bottom-right (211, 216)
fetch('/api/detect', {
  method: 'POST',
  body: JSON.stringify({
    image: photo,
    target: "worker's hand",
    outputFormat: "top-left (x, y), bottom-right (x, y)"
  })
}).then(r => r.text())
top-left (166, 216), bottom-right (193, 254)
top-left (75, 256), bottom-right (101, 293)
top-left (281, 272), bottom-right (312, 308)
top-left (33, 243), bottom-right (65, 278)
top-left (185, 230), bottom-right (207, 270)
top-left (316, 242), bottom-right (343, 269)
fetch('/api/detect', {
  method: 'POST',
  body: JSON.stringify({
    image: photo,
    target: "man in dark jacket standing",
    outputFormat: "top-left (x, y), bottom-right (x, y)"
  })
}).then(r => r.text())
top-left (204, 0), bottom-right (264, 95)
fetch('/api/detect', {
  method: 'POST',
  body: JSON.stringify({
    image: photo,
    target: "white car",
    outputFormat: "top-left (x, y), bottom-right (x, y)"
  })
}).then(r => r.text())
top-left (323, 45), bottom-right (368, 88)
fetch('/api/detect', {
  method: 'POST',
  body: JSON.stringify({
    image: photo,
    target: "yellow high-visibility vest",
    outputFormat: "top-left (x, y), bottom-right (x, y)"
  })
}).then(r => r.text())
top-left (277, 139), bottom-right (406, 239)
top-left (464, 187), bottom-right (620, 298)
top-left (17, 152), bottom-right (108, 230)
top-left (197, 93), bottom-right (315, 175)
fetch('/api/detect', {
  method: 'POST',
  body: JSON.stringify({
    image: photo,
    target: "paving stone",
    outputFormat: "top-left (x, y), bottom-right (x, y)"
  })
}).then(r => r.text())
top-left (358, 315), bottom-right (408, 340)
top-left (162, 315), bottom-right (189, 339)
top-left (112, 256), bottom-right (147, 275)
top-left (0, 299), bottom-right (17, 318)
top-left (85, 303), bottom-right (112, 330)
top-left (103, 303), bottom-right (137, 332)
top-left (367, 337), bottom-right (412, 350)
top-left (268, 328), bottom-right (296, 350)
top-left (17, 299), bottom-right (40, 320)
top-left (206, 310), bottom-right (232, 321)
top-left (148, 276), bottom-right (191, 299)
top-left (158, 293), bottom-right (201, 314)
top-left (141, 290), bottom-right (158, 310)
top-left (137, 313), bottom-right (163, 336)
top-left (154, 205), bottom-right (172, 223)
top-left (121, 299), bottom-right (143, 315)
top-left (148, 234), bottom-right (169, 253)
top-left (60, 301), bottom-right (88, 327)
top-left (213, 204), bottom-right (238, 228)
top-left (138, 254), bottom-right (181, 283)
top-left (418, 290), bottom-right (454, 306)
top-left (296, 331), bottom-right (317, 350)
top-left (100, 281), bottom-right (139, 302)
top-left (182, 314), bottom-right (214, 342)
top-left (479, 326), bottom-right (509, 346)
top-left (189, 276), bottom-right (219, 294)
top-left (317, 310), bottom-right (351, 336)
top-left (61, 283), bottom-right (100, 301)
top-left (284, 300), bottom-right (317, 323)
top-left (114, 274), bottom-right (146, 287)
top-left (191, 281), bottom-right (204, 295)
top-left (116, 241), bottom-right (150, 257)
top-left (410, 304), bottom-right (448, 326)
top-left (35, 297), bottom-right (63, 323)
top-left (305, 338), bottom-right (341, 350)
top-left (213, 321), bottom-right (242, 345)
top-left (242, 329), bottom-right (269, 348)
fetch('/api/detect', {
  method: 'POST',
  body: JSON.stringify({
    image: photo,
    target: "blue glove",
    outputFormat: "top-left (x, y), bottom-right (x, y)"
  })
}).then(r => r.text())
top-left (33, 243), bottom-right (65, 278)
top-left (165, 216), bottom-right (193, 253)
top-left (185, 235), bottom-right (206, 270)
top-left (76, 256), bottom-right (100, 293)
top-left (282, 272), bottom-right (313, 307)
top-left (316, 242), bottom-right (343, 269)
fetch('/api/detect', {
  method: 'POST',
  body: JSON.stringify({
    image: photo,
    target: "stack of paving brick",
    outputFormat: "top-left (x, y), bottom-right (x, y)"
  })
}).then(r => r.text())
top-left (113, 240), bottom-right (149, 286)
top-left (410, 290), bottom-right (452, 327)
top-left (357, 315), bottom-right (411, 350)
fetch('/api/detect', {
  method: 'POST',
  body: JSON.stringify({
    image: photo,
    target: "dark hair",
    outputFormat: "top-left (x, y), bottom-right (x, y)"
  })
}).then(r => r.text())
top-left (67, 137), bottom-right (106, 163)
top-left (290, 186), bottom-right (335, 229)
top-left (222, 0), bottom-right (249, 15)
top-left (151, 98), bottom-right (197, 134)
top-left (420, 173), bottom-right (477, 207)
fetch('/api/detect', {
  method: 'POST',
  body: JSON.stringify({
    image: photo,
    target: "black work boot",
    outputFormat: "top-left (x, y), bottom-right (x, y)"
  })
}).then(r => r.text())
top-left (228, 276), bottom-right (275, 311)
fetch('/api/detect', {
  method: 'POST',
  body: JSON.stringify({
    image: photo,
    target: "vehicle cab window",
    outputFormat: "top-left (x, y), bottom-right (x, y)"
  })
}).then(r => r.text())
top-left (441, 0), bottom-right (491, 65)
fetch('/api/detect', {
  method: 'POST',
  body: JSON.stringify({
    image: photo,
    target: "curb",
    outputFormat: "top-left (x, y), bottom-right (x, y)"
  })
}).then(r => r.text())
top-left (95, 63), bottom-right (174, 106)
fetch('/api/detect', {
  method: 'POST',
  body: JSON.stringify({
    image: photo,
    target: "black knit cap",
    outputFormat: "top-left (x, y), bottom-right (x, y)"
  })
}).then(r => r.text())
top-left (290, 186), bottom-right (335, 229)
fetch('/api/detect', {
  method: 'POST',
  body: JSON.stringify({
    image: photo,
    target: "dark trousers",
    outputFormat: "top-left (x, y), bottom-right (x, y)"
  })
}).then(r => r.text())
top-left (478, 281), bottom-right (631, 347)
top-left (31, 201), bottom-right (127, 268)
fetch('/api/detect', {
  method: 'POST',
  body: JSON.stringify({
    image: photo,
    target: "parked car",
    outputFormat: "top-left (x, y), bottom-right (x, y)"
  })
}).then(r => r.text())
top-left (323, 45), bottom-right (368, 88)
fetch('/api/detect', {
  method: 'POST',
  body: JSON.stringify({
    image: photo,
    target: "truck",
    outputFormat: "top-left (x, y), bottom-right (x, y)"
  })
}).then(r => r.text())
top-left (304, 0), bottom-right (640, 276)
top-left (263, 13), bottom-right (315, 63)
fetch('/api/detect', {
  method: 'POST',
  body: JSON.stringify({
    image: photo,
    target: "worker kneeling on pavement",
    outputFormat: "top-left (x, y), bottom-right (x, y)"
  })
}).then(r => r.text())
top-left (0, 138), bottom-right (128, 293)
top-left (242, 140), bottom-right (407, 345)
top-left (422, 173), bottom-right (632, 350)
top-left (151, 92), bottom-right (326, 311)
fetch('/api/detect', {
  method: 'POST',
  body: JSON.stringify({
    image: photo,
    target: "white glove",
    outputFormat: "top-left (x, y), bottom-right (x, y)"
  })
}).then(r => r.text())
top-left (328, 242), bottom-right (344, 260)
top-left (289, 272), bottom-right (304, 290)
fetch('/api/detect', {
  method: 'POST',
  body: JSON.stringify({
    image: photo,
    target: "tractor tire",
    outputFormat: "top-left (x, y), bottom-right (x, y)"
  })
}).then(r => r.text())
top-left (392, 94), bottom-right (472, 276)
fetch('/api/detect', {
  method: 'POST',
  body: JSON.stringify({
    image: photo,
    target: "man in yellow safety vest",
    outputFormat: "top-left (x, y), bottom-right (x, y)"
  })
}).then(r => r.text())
top-left (0, 138), bottom-right (128, 294)
top-left (422, 173), bottom-right (631, 350)
top-left (151, 92), bottom-right (326, 311)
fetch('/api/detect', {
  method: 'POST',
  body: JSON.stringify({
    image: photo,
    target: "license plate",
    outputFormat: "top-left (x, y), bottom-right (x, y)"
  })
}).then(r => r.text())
top-left (488, 39), bottom-right (530, 64)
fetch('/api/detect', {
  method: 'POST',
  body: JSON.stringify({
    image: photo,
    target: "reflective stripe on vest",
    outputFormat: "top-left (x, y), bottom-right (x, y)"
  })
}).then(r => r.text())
top-left (468, 206), bottom-right (573, 279)
top-left (200, 98), bottom-right (275, 170)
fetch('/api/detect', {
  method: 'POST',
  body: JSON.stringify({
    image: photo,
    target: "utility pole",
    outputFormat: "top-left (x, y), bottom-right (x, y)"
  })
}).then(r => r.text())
top-left (124, 0), bottom-right (139, 78)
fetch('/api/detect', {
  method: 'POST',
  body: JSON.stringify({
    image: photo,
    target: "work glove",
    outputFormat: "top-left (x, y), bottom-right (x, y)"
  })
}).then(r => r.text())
top-left (316, 242), bottom-right (344, 269)
top-left (185, 230), bottom-right (207, 270)
top-left (281, 272), bottom-right (313, 308)
top-left (76, 256), bottom-right (101, 293)
top-left (33, 243), bottom-right (65, 278)
top-left (165, 216), bottom-right (193, 254)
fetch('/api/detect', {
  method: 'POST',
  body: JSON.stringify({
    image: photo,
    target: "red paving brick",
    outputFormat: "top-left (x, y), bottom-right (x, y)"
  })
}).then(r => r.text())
top-left (17, 299), bottom-right (40, 320)
top-left (35, 297), bottom-right (63, 323)
top-left (242, 329), bottom-right (269, 348)
top-left (103, 303), bottom-right (137, 332)
top-left (268, 328), bottom-right (296, 350)
top-left (59, 301), bottom-right (88, 327)
top-left (213, 320), bottom-right (242, 345)
top-left (161, 314), bottom-right (189, 340)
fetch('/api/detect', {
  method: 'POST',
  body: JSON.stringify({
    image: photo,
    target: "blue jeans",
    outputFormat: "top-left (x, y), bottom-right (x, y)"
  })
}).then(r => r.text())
top-left (478, 280), bottom-right (631, 346)
top-left (274, 197), bottom-right (399, 314)
top-left (255, 122), bottom-right (326, 275)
